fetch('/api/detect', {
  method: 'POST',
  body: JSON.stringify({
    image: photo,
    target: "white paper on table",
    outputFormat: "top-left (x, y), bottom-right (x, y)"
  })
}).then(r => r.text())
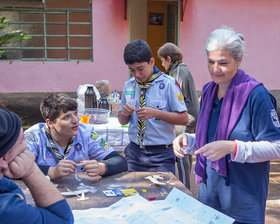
top-left (164, 188), bottom-right (235, 224)
top-left (73, 187), bottom-right (235, 224)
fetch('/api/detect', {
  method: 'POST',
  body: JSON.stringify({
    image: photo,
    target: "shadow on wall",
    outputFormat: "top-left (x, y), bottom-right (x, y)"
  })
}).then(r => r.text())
top-left (0, 92), bottom-right (77, 129)
top-left (0, 90), bottom-right (279, 129)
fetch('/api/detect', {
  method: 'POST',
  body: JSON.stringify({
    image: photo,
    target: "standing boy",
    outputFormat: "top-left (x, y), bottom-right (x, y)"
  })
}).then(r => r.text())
top-left (118, 39), bottom-right (188, 174)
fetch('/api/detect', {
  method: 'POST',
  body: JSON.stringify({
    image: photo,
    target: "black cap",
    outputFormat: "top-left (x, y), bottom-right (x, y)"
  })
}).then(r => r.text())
top-left (0, 109), bottom-right (22, 158)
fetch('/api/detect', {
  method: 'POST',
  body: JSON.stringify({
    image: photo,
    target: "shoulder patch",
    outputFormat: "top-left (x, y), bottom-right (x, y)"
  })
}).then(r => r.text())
top-left (271, 109), bottom-right (280, 127)
top-left (90, 131), bottom-right (99, 140)
top-left (24, 132), bottom-right (37, 142)
top-left (177, 92), bottom-right (183, 101)
top-left (99, 138), bottom-right (110, 150)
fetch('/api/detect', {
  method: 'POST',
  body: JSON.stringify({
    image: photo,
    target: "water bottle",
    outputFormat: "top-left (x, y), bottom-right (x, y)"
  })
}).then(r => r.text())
top-left (85, 86), bottom-right (97, 108)
top-left (98, 94), bottom-right (109, 110)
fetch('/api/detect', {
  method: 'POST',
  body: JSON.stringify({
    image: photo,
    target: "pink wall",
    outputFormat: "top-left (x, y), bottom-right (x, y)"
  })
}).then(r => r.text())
top-left (0, 1), bottom-right (129, 93)
top-left (179, 0), bottom-right (280, 90)
top-left (2, 0), bottom-right (280, 93)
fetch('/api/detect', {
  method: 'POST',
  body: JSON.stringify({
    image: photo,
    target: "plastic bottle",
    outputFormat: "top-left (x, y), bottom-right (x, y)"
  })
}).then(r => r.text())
top-left (99, 94), bottom-right (109, 110)
top-left (85, 86), bottom-right (97, 108)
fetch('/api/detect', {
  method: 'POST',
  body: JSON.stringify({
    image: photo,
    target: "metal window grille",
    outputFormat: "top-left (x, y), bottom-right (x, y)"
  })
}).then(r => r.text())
top-left (0, 1), bottom-right (92, 61)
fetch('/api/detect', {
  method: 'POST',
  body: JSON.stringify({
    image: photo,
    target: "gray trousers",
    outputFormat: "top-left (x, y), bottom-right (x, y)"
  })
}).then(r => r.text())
top-left (175, 124), bottom-right (195, 190)
top-left (176, 154), bottom-right (192, 189)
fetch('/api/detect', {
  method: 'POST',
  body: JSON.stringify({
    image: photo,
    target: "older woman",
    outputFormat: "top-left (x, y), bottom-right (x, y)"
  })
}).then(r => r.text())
top-left (157, 43), bottom-right (199, 189)
top-left (173, 26), bottom-right (280, 224)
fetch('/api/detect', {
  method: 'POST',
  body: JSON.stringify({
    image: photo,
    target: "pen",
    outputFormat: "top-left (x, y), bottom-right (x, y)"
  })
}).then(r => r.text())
top-left (147, 197), bottom-right (156, 200)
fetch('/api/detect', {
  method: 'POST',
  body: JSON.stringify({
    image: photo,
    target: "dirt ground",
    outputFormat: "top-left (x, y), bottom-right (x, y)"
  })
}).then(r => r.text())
top-left (188, 158), bottom-right (280, 224)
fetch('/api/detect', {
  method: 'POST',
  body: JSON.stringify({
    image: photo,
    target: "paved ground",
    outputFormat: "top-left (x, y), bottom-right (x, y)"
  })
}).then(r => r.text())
top-left (188, 158), bottom-right (280, 224)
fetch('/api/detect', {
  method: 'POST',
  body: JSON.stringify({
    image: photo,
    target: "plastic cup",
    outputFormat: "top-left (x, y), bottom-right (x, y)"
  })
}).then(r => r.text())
top-left (80, 115), bottom-right (90, 124)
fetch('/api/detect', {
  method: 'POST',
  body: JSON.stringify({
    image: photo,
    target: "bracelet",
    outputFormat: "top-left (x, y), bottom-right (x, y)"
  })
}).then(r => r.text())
top-left (228, 140), bottom-right (238, 162)
top-left (233, 140), bottom-right (238, 157)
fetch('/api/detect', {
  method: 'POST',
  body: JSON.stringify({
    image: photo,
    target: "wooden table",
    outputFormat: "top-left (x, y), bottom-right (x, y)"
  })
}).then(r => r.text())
top-left (16, 172), bottom-right (192, 210)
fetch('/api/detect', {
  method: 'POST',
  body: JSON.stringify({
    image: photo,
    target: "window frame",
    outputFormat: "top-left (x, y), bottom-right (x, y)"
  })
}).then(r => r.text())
top-left (0, 3), bottom-right (93, 62)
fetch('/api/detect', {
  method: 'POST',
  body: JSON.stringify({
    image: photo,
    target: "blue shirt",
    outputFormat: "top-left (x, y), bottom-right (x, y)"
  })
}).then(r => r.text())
top-left (0, 176), bottom-right (73, 224)
top-left (24, 123), bottom-right (115, 171)
top-left (120, 70), bottom-right (187, 145)
top-left (199, 85), bottom-right (280, 224)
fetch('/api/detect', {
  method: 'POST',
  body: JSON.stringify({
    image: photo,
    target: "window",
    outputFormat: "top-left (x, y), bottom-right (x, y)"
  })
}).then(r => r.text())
top-left (0, 0), bottom-right (92, 61)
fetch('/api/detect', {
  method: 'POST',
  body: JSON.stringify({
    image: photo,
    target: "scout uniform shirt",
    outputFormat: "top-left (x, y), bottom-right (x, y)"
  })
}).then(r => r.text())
top-left (120, 69), bottom-right (187, 146)
top-left (24, 122), bottom-right (114, 170)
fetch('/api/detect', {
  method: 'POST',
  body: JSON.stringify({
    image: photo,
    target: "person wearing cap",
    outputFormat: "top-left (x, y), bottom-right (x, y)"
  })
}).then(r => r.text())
top-left (24, 93), bottom-right (127, 180)
top-left (0, 109), bottom-right (73, 224)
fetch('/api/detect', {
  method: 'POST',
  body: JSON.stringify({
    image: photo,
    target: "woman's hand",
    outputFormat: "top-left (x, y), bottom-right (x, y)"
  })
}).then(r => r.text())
top-left (173, 134), bottom-right (188, 158)
top-left (195, 140), bottom-right (236, 161)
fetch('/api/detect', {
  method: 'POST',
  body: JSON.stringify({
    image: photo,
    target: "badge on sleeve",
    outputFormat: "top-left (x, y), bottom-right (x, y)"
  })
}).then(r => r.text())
top-left (177, 92), bottom-right (183, 101)
top-left (90, 131), bottom-right (99, 140)
top-left (271, 109), bottom-right (280, 127)
top-left (99, 138), bottom-right (110, 150)
top-left (24, 132), bottom-right (36, 142)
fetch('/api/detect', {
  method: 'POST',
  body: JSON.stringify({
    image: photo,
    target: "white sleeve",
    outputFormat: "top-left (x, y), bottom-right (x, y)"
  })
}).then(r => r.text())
top-left (233, 139), bottom-right (280, 163)
top-left (181, 133), bottom-right (196, 155)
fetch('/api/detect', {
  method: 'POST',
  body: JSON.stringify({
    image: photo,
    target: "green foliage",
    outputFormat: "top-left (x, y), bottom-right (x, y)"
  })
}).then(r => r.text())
top-left (0, 16), bottom-right (31, 56)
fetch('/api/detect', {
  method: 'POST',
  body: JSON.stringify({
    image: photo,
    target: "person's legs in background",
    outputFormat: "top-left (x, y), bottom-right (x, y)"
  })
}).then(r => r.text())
top-left (175, 125), bottom-right (195, 190)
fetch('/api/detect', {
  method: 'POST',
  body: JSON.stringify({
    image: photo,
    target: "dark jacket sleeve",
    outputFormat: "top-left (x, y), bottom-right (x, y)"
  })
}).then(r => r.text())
top-left (100, 151), bottom-right (128, 177)
top-left (0, 177), bottom-right (74, 224)
top-left (38, 165), bottom-right (50, 175)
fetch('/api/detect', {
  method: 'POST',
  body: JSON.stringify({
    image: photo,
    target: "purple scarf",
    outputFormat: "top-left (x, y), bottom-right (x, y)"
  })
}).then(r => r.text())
top-left (195, 69), bottom-right (262, 183)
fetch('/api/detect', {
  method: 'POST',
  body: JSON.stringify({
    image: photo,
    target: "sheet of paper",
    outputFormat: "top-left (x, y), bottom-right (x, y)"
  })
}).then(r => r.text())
top-left (72, 187), bottom-right (235, 224)
top-left (165, 188), bottom-right (235, 224)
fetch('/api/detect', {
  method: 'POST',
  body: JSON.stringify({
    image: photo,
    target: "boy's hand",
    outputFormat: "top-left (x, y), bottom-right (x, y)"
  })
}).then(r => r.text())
top-left (136, 107), bottom-right (156, 120)
top-left (120, 104), bottom-right (136, 117)
top-left (80, 160), bottom-right (104, 181)
top-left (48, 159), bottom-right (77, 179)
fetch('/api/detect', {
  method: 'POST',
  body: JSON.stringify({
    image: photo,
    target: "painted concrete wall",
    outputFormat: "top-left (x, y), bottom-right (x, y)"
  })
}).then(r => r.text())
top-left (179, 0), bottom-right (280, 90)
top-left (0, 1), bottom-right (129, 93)
top-left (2, 0), bottom-right (280, 93)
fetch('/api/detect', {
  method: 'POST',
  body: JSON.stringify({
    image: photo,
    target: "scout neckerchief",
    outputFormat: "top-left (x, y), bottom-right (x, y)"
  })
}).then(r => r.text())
top-left (136, 67), bottom-right (162, 145)
top-left (44, 124), bottom-right (75, 160)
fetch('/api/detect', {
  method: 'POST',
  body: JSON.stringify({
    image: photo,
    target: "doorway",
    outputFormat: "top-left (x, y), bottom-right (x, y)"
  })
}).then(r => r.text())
top-left (129, 0), bottom-right (179, 70)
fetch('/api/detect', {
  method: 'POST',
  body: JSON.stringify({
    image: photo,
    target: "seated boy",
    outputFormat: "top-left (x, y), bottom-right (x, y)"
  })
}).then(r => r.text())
top-left (24, 93), bottom-right (127, 180)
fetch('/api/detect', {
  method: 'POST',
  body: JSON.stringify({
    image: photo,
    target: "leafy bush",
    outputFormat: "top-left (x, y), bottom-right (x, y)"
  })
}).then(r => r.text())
top-left (0, 16), bottom-right (31, 56)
